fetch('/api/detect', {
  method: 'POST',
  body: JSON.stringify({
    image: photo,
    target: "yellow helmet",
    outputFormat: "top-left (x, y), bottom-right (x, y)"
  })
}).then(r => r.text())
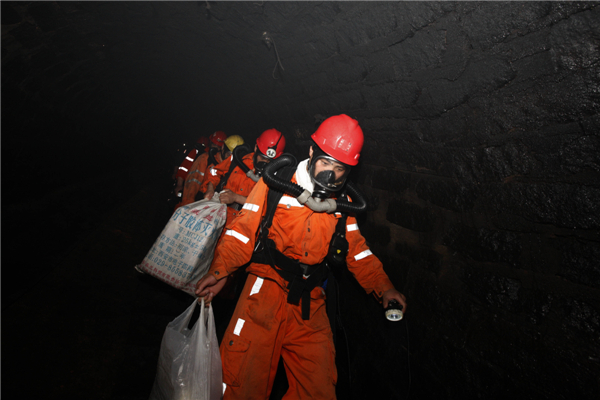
top-left (224, 135), bottom-right (244, 152)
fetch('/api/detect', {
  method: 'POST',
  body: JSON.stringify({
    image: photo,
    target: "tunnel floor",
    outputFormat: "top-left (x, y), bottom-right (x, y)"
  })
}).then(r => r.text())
top-left (1, 180), bottom-right (292, 400)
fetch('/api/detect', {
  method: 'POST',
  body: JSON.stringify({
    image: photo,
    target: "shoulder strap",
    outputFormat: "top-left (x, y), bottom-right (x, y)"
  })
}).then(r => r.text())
top-left (207, 148), bottom-right (218, 167)
top-left (214, 146), bottom-right (253, 193)
top-left (326, 191), bottom-right (350, 270)
top-left (214, 158), bottom-right (237, 193)
top-left (261, 165), bottom-right (297, 232)
top-left (335, 192), bottom-right (349, 233)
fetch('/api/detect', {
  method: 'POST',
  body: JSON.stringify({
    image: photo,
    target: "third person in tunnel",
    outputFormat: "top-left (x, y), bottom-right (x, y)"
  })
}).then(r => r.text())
top-left (195, 114), bottom-right (407, 400)
top-left (201, 128), bottom-right (287, 227)
top-left (177, 130), bottom-right (228, 210)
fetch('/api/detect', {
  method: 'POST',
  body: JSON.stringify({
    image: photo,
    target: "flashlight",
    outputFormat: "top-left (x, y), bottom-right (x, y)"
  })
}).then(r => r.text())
top-left (385, 299), bottom-right (404, 321)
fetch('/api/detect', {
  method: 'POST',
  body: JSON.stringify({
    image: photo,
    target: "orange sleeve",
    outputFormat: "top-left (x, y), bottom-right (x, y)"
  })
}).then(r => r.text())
top-left (182, 153), bottom-right (208, 206)
top-left (201, 156), bottom-right (231, 192)
top-left (228, 152), bottom-right (258, 196)
top-left (344, 215), bottom-right (395, 301)
top-left (175, 149), bottom-right (197, 180)
top-left (207, 179), bottom-right (269, 280)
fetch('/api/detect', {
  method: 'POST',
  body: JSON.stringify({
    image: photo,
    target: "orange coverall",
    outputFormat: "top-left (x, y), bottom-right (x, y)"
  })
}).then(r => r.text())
top-left (174, 148), bottom-right (200, 181)
top-left (180, 150), bottom-right (223, 208)
top-left (206, 171), bottom-right (395, 399)
top-left (200, 152), bottom-right (257, 226)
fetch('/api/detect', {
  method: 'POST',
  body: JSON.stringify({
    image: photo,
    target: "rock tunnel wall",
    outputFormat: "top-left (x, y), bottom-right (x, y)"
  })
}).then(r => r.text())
top-left (249, 4), bottom-right (600, 397)
top-left (2, 2), bottom-right (599, 399)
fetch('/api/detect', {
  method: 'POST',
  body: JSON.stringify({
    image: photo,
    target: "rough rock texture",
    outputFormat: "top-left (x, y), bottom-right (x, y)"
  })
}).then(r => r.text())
top-left (3, 2), bottom-right (599, 399)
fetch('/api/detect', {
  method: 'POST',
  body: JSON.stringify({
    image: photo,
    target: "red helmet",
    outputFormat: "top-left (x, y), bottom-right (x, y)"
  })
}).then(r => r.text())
top-left (209, 131), bottom-right (227, 146)
top-left (197, 137), bottom-right (209, 146)
top-left (311, 115), bottom-right (363, 166)
top-left (257, 129), bottom-right (286, 159)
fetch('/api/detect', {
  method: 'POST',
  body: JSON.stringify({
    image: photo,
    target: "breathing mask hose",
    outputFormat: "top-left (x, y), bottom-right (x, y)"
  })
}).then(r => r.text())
top-left (299, 180), bottom-right (367, 214)
top-left (338, 180), bottom-right (367, 214)
top-left (233, 144), bottom-right (252, 174)
top-left (262, 154), bottom-right (368, 214)
top-left (246, 170), bottom-right (260, 182)
top-left (262, 154), bottom-right (304, 197)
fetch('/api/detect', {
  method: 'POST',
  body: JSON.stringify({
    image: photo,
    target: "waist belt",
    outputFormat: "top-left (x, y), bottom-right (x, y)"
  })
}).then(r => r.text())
top-left (252, 240), bottom-right (328, 320)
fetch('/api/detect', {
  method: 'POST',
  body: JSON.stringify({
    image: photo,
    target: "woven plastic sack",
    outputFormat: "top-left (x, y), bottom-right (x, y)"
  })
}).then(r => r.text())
top-left (149, 298), bottom-right (223, 400)
top-left (137, 196), bottom-right (227, 296)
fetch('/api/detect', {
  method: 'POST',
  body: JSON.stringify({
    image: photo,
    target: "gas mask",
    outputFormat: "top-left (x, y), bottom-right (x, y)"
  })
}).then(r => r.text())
top-left (307, 150), bottom-right (351, 200)
top-left (253, 152), bottom-right (270, 177)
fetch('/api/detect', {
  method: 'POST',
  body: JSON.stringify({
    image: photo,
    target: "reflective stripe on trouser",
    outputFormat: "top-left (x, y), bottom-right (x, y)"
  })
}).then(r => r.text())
top-left (221, 274), bottom-right (337, 400)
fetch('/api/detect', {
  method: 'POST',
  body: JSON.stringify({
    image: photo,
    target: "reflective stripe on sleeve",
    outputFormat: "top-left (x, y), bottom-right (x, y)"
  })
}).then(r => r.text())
top-left (225, 229), bottom-right (250, 244)
top-left (250, 277), bottom-right (264, 296)
top-left (186, 156), bottom-right (194, 162)
top-left (199, 172), bottom-right (205, 176)
top-left (179, 166), bottom-right (188, 172)
top-left (347, 223), bottom-right (358, 232)
top-left (242, 203), bottom-right (260, 212)
top-left (187, 179), bottom-right (202, 185)
top-left (210, 168), bottom-right (217, 176)
top-left (354, 249), bottom-right (373, 261)
top-left (233, 318), bottom-right (245, 336)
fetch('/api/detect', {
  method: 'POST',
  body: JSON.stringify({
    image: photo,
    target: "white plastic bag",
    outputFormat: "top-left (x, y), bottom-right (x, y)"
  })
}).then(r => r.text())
top-left (150, 298), bottom-right (223, 400)
top-left (137, 197), bottom-right (227, 295)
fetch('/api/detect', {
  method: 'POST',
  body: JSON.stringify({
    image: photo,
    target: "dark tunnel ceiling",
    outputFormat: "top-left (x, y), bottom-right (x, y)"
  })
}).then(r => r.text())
top-left (4, 1), bottom-right (391, 139)
top-left (3, 1), bottom-right (599, 179)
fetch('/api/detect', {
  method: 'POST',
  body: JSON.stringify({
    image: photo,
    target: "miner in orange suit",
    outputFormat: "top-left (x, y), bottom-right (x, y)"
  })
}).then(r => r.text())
top-left (201, 129), bottom-right (286, 227)
top-left (177, 130), bottom-right (228, 209)
top-left (196, 114), bottom-right (407, 400)
top-left (174, 135), bottom-right (214, 197)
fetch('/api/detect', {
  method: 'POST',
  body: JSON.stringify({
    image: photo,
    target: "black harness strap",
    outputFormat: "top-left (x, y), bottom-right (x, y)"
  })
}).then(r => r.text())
top-left (257, 164), bottom-right (297, 240)
top-left (214, 161), bottom-right (243, 211)
top-left (207, 148), bottom-right (219, 168)
top-left (214, 159), bottom-right (237, 193)
top-left (252, 238), bottom-right (329, 320)
top-left (250, 163), bottom-right (350, 322)
top-left (324, 210), bottom-right (348, 343)
top-left (215, 149), bottom-right (252, 211)
top-left (251, 163), bottom-right (329, 320)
